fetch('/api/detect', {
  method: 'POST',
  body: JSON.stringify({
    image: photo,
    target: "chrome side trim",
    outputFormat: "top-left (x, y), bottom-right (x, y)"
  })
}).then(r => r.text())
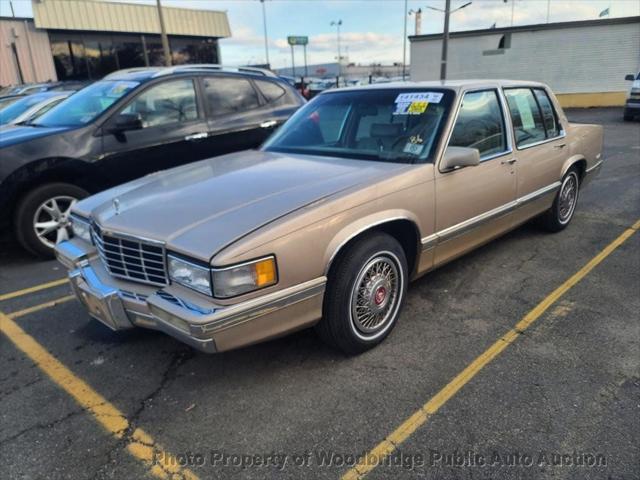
top-left (421, 181), bottom-right (561, 248)
top-left (586, 159), bottom-right (603, 174)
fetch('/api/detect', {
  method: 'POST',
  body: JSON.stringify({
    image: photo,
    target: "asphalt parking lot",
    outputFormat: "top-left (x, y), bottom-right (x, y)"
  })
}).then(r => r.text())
top-left (1, 107), bottom-right (638, 480)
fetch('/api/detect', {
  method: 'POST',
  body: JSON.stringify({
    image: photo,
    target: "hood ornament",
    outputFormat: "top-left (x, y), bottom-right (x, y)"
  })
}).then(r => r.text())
top-left (113, 198), bottom-right (121, 215)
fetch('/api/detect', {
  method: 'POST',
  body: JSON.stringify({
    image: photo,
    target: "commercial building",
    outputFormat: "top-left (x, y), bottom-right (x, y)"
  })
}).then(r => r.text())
top-left (409, 16), bottom-right (640, 107)
top-left (1, 0), bottom-right (231, 86)
top-left (277, 62), bottom-right (407, 80)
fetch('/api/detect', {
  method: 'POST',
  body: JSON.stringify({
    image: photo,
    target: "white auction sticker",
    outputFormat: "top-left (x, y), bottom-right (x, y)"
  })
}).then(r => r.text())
top-left (395, 92), bottom-right (443, 104)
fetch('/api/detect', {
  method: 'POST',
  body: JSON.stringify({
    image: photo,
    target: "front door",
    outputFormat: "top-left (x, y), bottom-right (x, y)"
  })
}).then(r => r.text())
top-left (433, 89), bottom-right (517, 266)
top-left (99, 77), bottom-right (210, 185)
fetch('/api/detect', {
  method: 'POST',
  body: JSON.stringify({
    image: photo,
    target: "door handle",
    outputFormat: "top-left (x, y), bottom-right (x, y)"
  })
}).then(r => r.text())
top-left (553, 143), bottom-right (567, 149)
top-left (185, 132), bottom-right (208, 141)
top-left (260, 120), bottom-right (278, 129)
top-left (501, 158), bottom-right (517, 165)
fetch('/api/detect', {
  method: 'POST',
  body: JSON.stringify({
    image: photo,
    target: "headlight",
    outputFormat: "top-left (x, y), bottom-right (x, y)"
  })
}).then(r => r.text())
top-left (212, 256), bottom-right (278, 298)
top-left (70, 214), bottom-right (91, 243)
top-left (168, 255), bottom-right (212, 296)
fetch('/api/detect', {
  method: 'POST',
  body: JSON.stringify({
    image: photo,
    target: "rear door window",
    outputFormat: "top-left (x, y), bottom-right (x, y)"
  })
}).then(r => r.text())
top-left (203, 76), bottom-right (260, 116)
top-left (504, 88), bottom-right (546, 147)
top-left (533, 88), bottom-right (561, 138)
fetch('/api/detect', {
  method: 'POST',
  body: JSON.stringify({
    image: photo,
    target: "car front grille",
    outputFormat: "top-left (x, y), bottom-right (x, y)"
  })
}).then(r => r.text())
top-left (92, 223), bottom-right (168, 286)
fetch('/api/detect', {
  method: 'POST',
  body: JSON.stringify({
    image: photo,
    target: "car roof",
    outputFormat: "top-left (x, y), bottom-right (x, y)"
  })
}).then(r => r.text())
top-left (325, 79), bottom-right (549, 94)
top-left (104, 64), bottom-right (279, 82)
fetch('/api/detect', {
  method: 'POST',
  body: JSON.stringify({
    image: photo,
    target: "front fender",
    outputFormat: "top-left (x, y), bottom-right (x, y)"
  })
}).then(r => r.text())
top-left (323, 209), bottom-right (422, 275)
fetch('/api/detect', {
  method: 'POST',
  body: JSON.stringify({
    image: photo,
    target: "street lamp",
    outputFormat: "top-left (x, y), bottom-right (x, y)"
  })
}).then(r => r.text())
top-left (259, 0), bottom-right (270, 67)
top-left (426, 1), bottom-right (472, 80)
top-left (330, 20), bottom-right (342, 81)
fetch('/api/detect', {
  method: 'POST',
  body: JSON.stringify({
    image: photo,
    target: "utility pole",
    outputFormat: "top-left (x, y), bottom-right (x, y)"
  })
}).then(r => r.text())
top-left (440, 0), bottom-right (451, 81)
top-left (156, 0), bottom-right (171, 66)
top-left (9, 0), bottom-right (15, 17)
top-left (290, 45), bottom-right (296, 77)
top-left (427, 2), bottom-right (472, 81)
top-left (260, 0), bottom-right (270, 67)
top-left (402, 0), bottom-right (408, 80)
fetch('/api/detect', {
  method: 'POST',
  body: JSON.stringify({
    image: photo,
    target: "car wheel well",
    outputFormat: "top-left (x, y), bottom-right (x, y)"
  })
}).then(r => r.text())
top-left (329, 219), bottom-right (420, 277)
top-left (571, 159), bottom-right (587, 182)
top-left (5, 159), bottom-right (95, 221)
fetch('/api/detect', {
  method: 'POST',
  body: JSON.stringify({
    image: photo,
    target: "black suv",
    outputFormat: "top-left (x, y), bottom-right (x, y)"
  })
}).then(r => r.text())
top-left (0, 66), bottom-right (304, 257)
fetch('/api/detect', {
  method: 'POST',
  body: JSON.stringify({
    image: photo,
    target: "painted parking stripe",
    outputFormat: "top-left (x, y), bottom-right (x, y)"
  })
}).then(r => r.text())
top-left (342, 219), bottom-right (640, 480)
top-left (8, 295), bottom-right (76, 319)
top-left (0, 307), bottom-right (199, 479)
top-left (0, 278), bottom-right (68, 302)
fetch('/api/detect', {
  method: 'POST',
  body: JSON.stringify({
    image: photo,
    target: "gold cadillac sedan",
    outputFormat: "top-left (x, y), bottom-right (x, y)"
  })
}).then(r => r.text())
top-left (56, 80), bottom-right (604, 354)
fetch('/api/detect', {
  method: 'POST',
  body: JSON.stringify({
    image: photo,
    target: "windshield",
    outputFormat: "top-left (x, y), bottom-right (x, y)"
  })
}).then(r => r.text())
top-left (0, 93), bottom-right (58, 125)
top-left (32, 80), bottom-right (139, 127)
top-left (263, 88), bottom-right (454, 164)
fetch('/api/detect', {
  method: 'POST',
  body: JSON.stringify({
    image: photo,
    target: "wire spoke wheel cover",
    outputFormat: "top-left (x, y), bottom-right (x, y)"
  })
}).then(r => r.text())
top-left (349, 251), bottom-right (403, 339)
top-left (558, 172), bottom-right (578, 224)
top-left (33, 195), bottom-right (77, 249)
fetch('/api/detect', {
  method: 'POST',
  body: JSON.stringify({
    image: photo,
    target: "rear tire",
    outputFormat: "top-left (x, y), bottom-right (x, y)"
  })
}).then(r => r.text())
top-left (316, 232), bottom-right (408, 354)
top-left (539, 168), bottom-right (580, 233)
top-left (15, 183), bottom-right (89, 259)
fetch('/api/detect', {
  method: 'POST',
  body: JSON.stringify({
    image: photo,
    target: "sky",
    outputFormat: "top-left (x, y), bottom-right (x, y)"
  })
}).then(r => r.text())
top-left (1, 0), bottom-right (639, 69)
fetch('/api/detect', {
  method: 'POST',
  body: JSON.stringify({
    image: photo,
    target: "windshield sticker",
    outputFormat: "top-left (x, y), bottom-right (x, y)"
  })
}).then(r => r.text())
top-left (409, 134), bottom-right (424, 144)
top-left (394, 100), bottom-right (429, 115)
top-left (395, 92), bottom-right (443, 104)
top-left (107, 81), bottom-right (139, 97)
top-left (403, 142), bottom-right (425, 156)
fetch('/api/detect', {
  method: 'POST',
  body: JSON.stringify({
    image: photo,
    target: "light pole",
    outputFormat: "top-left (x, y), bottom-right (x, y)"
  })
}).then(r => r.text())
top-left (426, 1), bottom-right (472, 81)
top-left (402, 0), bottom-right (408, 80)
top-left (330, 20), bottom-right (342, 81)
top-left (259, 0), bottom-right (270, 67)
top-left (156, 0), bottom-right (171, 66)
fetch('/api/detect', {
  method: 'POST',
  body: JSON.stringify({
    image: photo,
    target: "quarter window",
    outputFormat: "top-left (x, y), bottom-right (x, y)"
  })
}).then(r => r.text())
top-left (120, 79), bottom-right (198, 128)
top-left (255, 79), bottom-right (286, 103)
top-left (203, 77), bottom-right (260, 116)
top-left (449, 90), bottom-right (507, 159)
top-left (504, 88), bottom-right (546, 147)
top-left (533, 88), bottom-right (561, 138)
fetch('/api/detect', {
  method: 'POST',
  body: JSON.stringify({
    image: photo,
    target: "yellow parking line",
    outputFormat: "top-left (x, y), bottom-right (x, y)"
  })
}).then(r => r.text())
top-left (342, 219), bottom-right (640, 480)
top-left (0, 278), bottom-right (68, 302)
top-left (8, 295), bottom-right (76, 319)
top-left (0, 310), bottom-right (199, 479)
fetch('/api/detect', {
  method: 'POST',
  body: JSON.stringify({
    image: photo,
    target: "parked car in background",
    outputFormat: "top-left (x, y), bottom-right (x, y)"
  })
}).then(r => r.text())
top-left (0, 91), bottom-right (73, 126)
top-left (0, 80), bottom-right (88, 97)
top-left (0, 65), bottom-right (305, 257)
top-left (623, 72), bottom-right (640, 121)
top-left (0, 94), bottom-right (25, 110)
top-left (55, 80), bottom-right (603, 355)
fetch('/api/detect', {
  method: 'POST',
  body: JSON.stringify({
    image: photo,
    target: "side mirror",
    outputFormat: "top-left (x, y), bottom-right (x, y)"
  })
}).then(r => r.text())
top-left (108, 113), bottom-right (143, 133)
top-left (442, 146), bottom-right (480, 170)
top-left (625, 74), bottom-right (635, 81)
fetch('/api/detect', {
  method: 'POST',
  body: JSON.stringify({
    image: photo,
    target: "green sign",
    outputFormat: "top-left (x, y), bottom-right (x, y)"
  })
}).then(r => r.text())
top-left (287, 36), bottom-right (309, 46)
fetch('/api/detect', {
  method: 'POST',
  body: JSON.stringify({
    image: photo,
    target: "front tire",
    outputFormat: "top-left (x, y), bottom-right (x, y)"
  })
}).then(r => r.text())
top-left (15, 183), bottom-right (89, 258)
top-left (539, 168), bottom-right (580, 232)
top-left (316, 232), bottom-right (408, 354)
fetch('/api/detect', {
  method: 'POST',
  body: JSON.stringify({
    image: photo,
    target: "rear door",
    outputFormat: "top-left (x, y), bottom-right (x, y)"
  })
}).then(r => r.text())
top-left (433, 88), bottom-right (517, 265)
top-left (503, 87), bottom-right (566, 221)
top-left (200, 75), bottom-right (298, 156)
top-left (100, 77), bottom-right (210, 184)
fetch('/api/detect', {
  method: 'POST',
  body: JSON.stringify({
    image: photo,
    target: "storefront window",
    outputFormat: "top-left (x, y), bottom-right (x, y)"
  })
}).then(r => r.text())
top-left (49, 32), bottom-right (219, 80)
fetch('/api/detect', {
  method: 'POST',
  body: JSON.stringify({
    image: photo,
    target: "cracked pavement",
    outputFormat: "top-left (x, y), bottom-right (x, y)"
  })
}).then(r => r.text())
top-left (1, 108), bottom-right (638, 479)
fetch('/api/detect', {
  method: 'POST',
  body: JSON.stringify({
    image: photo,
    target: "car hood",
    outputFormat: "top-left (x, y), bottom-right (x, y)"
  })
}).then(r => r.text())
top-left (0, 124), bottom-right (71, 148)
top-left (81, 150), bottom-right (410, 261)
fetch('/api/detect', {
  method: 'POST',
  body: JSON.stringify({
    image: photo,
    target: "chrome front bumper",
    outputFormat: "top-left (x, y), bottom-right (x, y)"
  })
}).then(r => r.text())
top-left (55, 240), bottom-right (326, 353)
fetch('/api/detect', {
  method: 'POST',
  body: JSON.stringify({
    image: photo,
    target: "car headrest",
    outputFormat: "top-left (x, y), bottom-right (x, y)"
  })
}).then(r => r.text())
top-left (370, 123), bottom-right (403, 138)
